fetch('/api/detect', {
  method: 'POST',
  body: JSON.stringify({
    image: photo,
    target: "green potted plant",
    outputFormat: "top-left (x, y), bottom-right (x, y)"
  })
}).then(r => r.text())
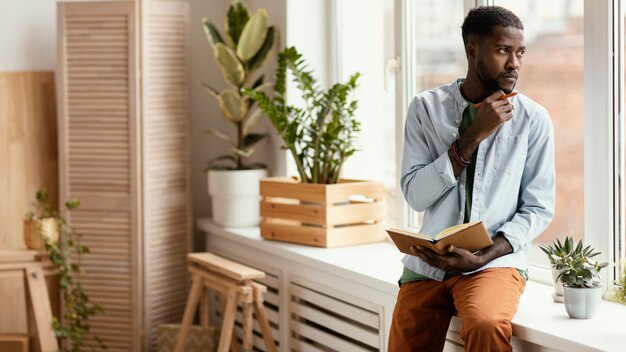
top-left (25, 188), bottom-right (105, 351)
top-left (244, 46), bottom-right (361, 185)
top-left (242, 47), bottom-right (387, 247)
top-left (540, 236), bottom-right (575, 303)
top-left (201, 0), bottom-right (275, 227)
top-left (554, 238), bottom-right (608, 319)
top-left (607, 263), bottom-right (626, 305)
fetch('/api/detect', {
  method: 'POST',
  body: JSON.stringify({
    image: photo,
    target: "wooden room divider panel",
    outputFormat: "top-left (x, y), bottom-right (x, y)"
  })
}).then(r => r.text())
top-left (57, 1), bottom-right (190, 351)
top-left (141, 2), bottom-right (190, 351)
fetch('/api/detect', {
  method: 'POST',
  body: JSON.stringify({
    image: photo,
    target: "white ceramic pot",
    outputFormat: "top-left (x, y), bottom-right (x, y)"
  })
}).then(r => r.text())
top-left (551, 268), bottom-right (564, 303)
top-left (207, 168), bottom-right (268, 227)
top-left (563, 285), bottom-right (602, 319)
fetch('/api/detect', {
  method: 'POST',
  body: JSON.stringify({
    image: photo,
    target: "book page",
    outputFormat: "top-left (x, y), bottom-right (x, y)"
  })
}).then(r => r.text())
top-left (434, 221), bottom-right (479, 240)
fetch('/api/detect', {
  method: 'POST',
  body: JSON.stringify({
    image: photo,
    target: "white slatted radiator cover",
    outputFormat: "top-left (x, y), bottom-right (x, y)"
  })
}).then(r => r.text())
top-left (210, 257), bottom-right (281, 351)
top-left (289, 281), bottom-right (383, 352)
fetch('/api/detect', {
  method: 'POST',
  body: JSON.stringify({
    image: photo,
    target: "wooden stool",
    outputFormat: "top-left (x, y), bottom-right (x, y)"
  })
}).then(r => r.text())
top-left (174, 253), bottom-right (277, 352)
top-left (0, 250), bottom-right (58, 352)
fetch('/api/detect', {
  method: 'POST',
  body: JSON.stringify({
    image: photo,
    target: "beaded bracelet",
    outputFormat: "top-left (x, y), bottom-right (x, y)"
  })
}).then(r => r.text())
top-left (452, 139), bottom-right (471, 167)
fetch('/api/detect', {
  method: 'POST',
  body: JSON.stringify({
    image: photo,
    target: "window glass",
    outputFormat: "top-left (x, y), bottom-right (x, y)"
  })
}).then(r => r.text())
top-left (494, 0), bottom-right (585, 266)
top-left (408, 0), bottom-right (467, 228)
top-left (336, 0), bottom-right (398, 225)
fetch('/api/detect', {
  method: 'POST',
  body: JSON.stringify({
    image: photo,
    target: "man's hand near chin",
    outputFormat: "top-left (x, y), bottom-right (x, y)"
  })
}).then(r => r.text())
top-left (410, 235), bottom-right (514, 272)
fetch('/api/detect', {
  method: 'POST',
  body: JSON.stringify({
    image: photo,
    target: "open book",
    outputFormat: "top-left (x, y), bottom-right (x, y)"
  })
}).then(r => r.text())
top-left (386, 221), bottom-right (493, 256)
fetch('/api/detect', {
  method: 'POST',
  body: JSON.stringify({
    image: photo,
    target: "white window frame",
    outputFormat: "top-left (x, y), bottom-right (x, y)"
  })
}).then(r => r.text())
top-left (583, 0), bottom-right (614, 290)
top-left (613, 0), bottom-right (624, 286)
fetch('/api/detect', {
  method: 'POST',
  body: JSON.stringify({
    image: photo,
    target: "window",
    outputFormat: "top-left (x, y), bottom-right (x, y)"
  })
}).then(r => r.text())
top-left (333, 0), bottom-right (620, 286)
top-left (333, 0), bottom-right (398, 226)
top-left (492, 0), bottom-right (585, 267)
top-left (616, 0), bottom-right (626, 283)
top-left (403, 0), bottom-right (468, 229)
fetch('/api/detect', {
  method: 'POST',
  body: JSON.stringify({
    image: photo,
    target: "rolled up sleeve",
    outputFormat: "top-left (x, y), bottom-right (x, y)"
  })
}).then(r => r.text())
top-left (401, 98), bottom-right (457, 212)
top-left (497, 109), bottom-right (556, 252)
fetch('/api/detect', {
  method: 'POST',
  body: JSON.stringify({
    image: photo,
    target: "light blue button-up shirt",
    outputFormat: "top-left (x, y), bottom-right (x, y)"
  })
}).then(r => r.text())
top-left (400, 78), bottom-right (556, 281)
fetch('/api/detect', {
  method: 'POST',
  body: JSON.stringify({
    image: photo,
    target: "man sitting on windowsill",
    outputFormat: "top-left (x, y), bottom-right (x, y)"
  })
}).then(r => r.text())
top-left (389, 6), bottom-right (555, 352)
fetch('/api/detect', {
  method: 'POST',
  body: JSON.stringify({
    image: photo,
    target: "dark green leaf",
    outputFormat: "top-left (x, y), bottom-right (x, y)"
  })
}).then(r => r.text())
top-left (248, 26), bottom-right (275, 73)
top-left (226, 2), bottom-right (249, 46)
top-left (243, 133), bottom-right (267, 148)
top-left (202, 19), bottom-right (224, 48)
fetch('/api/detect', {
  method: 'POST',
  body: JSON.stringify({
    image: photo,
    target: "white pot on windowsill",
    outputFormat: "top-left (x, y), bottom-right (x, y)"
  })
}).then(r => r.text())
top-left (551, 268), bottom-right (564, 303)
top-left (563, 285), bottom-right (602, 319)
top-left (207, 168), bottom-right (268, 227)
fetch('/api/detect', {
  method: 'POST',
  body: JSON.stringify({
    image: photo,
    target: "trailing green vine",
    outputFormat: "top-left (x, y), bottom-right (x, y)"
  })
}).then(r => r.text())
top-left (26, 189), bottom-right (105, 351)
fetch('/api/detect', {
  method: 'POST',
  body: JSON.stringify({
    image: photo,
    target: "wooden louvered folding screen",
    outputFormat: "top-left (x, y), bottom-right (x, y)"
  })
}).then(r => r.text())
top-left (57, 1), bottom-right (190, 351)
top-left (141, 1), bottom-right (190, 351)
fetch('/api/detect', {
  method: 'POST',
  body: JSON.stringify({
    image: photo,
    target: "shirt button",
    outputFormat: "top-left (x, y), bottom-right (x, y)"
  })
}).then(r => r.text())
top-left (452, 133), bottom-right (458, 138)
top-left (455, 119), bottom-right (460, 124)
top-left (460, 183), bottom-right (464, 189)
top-left (477, 173), bottom-right (481, 177)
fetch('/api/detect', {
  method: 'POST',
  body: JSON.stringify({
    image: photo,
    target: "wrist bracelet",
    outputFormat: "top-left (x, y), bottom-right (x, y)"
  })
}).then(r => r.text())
top-left (450, 142), bottom-right (470, 167)
top-left (453, 139), bottom-right (471, 167)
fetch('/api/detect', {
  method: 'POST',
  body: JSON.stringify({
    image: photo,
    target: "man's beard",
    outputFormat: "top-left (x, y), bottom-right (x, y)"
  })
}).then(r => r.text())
top-left (477, 59), bottom-right (515, 94)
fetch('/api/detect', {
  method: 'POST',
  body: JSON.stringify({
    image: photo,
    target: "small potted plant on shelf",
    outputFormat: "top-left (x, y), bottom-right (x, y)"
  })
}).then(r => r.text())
top-left (25, 188), bottom-right (105, 351)
top-left (607, 263), bottom-right (626, 305)
top-left (24, 190), bottom-right (59, 250)
top-left (554, 238), bottom-right (608, 319)
top-left (243, 47), bottom-right (387, 247)
top-left (540, 236), bottom-right (575, 303)
top-left (201, 0), bottom-right (276, 227)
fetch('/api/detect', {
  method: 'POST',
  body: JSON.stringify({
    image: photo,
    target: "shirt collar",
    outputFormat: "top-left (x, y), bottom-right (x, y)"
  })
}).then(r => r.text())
top-left (450, 78), bottom-right (469, 107)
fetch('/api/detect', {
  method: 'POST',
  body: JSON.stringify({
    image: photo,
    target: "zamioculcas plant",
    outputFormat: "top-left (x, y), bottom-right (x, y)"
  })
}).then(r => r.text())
top-left (202, 0), bottom-right (275, 170)
top-left (243, 46), bottom-right (361, 184)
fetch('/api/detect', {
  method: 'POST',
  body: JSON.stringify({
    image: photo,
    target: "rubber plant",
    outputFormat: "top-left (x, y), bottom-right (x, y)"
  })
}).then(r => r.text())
top-left (25, 188), bottom-right (104, 351)
top-left (202, 0), bottom-right (275, 170)
top-left (243, 46), bottom-right (361, 184)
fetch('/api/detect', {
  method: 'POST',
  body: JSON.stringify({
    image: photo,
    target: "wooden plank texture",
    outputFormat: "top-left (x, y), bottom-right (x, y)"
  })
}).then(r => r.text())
top-left (260, 221), bottom-right (386, 248)
top-left (58, 2), bottom-right (137, 351)
top-left (142, 2), bottom-right (191, 351)
top-left (260, 178), bottom-right (387, 247)
top-left (188, 253), bottom-right (266, 281)
top-left (0, 71), bottom-right (58, 250)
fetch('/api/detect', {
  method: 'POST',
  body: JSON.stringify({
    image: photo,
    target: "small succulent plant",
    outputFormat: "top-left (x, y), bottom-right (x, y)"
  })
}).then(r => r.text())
top-left (546, 237), bottom-right (609, 288)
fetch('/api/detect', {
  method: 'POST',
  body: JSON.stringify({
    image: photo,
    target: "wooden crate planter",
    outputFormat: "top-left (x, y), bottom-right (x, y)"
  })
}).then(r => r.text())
top-left (260, 177), bottom-right (387, 247)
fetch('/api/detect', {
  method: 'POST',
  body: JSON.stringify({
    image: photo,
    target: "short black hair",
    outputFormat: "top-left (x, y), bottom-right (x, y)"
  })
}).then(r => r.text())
top-left (461, 6), bottom-right (523, 44)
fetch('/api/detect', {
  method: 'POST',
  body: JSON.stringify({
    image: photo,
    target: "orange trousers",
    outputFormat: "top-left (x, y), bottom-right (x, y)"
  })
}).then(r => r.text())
top-left (388, 268), bottom-right (526, 352)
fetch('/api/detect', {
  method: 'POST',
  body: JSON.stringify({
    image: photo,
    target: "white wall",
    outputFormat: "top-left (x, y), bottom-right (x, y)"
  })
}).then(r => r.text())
top-left (0, 0), bottom-right (296, 250)
top-left (0, 0), bottom-right (57, 70)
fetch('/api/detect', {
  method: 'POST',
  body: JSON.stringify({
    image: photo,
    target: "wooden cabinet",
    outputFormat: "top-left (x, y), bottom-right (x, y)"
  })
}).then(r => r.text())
top-left (57, 1), bottom-right (191, 351)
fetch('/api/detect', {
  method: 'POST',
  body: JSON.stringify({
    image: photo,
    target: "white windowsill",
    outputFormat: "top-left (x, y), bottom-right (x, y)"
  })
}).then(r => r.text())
top-left (197, 218), bottom-right (626, 351)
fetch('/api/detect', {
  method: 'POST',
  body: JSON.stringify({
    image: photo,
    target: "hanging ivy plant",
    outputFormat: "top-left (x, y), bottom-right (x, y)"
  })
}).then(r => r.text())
top-left (26, 188), bottom-right (105, 351)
